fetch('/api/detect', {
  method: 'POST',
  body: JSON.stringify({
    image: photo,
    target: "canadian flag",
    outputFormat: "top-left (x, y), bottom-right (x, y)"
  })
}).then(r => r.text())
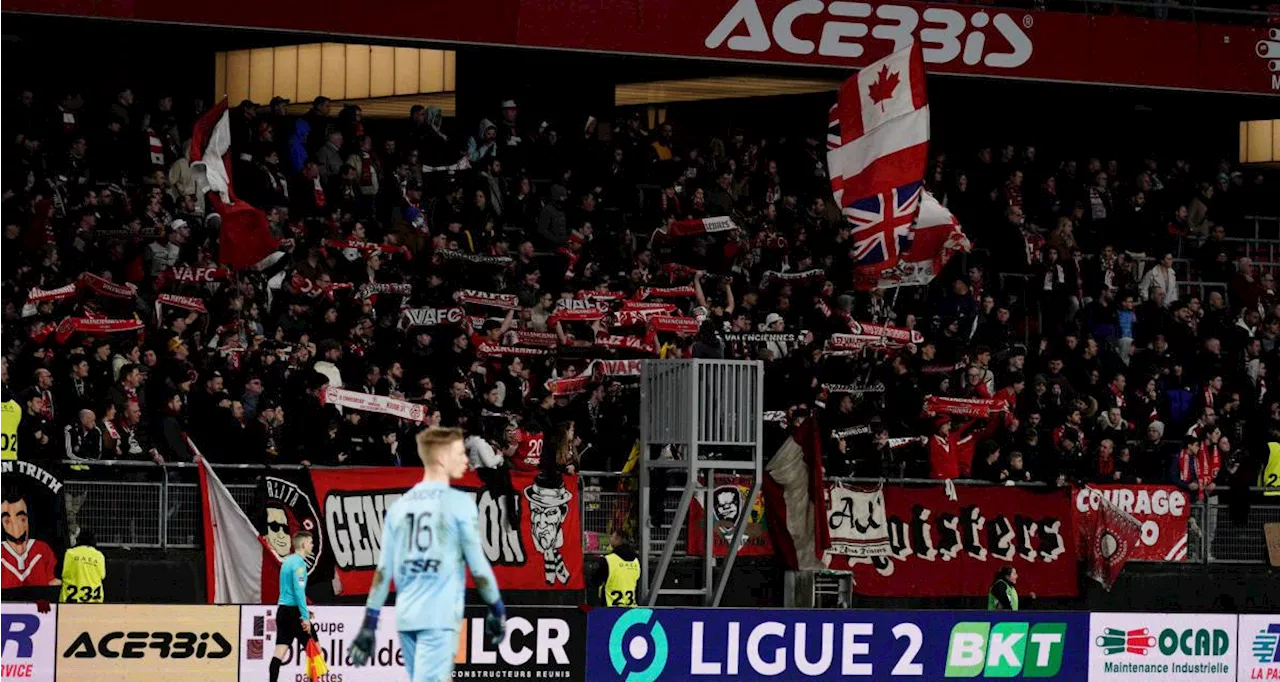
top-left (191, 99), bottom-right (279, 270)
top-left (827, 41), bottom-right (929, 208)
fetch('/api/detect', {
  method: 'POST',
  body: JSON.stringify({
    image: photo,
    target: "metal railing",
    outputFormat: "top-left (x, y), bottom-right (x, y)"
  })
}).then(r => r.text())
top-left (57, 462), bottom-right (1280, 566)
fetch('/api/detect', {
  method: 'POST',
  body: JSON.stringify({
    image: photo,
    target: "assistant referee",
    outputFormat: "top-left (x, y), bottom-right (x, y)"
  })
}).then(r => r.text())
top-left (271, 531), bottom-right (315, 682)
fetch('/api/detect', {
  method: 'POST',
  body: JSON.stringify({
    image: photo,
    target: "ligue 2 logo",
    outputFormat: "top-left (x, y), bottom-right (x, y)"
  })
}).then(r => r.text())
top-left (609, 609), bottom-right (669, 682)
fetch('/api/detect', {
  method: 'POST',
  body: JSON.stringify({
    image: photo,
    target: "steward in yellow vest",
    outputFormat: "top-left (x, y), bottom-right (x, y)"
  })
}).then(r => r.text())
top-left (1, 390), bottom-right (21, 461)
top-left (59, 531), bottom-right (106, 603)
top-left (590, 531), bottom-right (641, 607)
top-left (1260, 442), bottom-right (1280, 497)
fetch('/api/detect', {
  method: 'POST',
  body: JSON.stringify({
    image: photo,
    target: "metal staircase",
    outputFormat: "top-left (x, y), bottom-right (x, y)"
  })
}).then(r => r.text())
top-left (638, 359), bottom-right (764, 606)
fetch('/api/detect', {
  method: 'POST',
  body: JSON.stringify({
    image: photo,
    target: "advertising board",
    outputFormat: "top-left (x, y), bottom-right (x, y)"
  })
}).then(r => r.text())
top-left (1087, 612), bottom-right (1237, 682)
top-left (1236, 615), bottom-right (1280, 682)
top-left (238, 604), bottom-right (584, 681)
top-left (587, 608), bottom-right (1089, 681)
top-left (54, 604), bottom-right (239, 682)
top-left (1, 603), bottom-right (56, 682)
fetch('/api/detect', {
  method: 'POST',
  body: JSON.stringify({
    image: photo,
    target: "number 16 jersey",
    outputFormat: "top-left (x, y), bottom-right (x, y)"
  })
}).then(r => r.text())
top-left (378, 481), bottom-right (502, 632)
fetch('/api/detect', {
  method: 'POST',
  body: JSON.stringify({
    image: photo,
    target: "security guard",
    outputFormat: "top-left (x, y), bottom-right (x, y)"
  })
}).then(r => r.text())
top-left (1, 383), bottom-right (21, 461)
top-left (60, 530), bottom-right (106, 603)
top-left (592, 530), bottom-right (641, 607)
top-left (989, 566), bottom-right (1020, 611)
top-left (1261, 442), bottom-right (1280, 497)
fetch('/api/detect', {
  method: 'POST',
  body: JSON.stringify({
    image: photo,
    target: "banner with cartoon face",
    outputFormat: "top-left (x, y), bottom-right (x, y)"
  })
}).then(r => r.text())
top-left (309, 467), bottom-right (583, 593)
top-left (1, 460), bottom-right (65, 593)
top-left (240, 470), bottom-right (334, 602)
top-left (686, 473), bottom-right (774, 557)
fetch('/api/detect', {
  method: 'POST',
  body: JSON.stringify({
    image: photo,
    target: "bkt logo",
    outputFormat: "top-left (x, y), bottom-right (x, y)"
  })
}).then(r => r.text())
top-left (1253, 623), bottom-right (1280, 664)
top-left (609, 609), bottom-right (669, 682)
top-left (2, 614), bottom-right (42, 659)
top-left (945, 622), bottom-right (1066, 678)
top-left (705, 0), bottom-right (1033, 68)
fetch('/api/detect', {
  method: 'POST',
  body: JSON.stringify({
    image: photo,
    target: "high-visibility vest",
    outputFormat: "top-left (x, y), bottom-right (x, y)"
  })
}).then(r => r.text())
top-left (1260, 443), bottom-right (1280, 497)
top-left (60, 545), bottom-right (106, 603)
top-left (602, 552), bottom-right (641, 607)
top-left (1, 399), bottom-right (21, 461)
top-left (988, 578), bottom-right (1019, 611)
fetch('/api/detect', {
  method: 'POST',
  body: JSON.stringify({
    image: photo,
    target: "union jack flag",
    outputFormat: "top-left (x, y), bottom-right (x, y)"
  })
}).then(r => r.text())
top-left (845, 180), bottom-right (922, 269)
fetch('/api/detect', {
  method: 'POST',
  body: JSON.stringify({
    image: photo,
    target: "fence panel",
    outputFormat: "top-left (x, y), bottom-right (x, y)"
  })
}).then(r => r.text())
top-left (64, 480), bottom-right (163, 548)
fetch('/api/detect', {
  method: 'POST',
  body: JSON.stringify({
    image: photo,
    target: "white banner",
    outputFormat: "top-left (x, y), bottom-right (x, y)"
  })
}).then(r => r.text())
top-left (1089, 612), bottom-right (1237, 682)
top-left (321, 387), bottom-right (426, 422)
top-left (825, 486), bottom-right (890, 558)
top-left (0, 603), bottom-right (56, 682)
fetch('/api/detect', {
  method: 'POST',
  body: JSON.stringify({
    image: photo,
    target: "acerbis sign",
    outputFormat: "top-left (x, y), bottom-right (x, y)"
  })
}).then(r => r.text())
top-left (589, 608), bottom-right (1088, 680)
top-left (54, 605), bottom-right (239, 681)
top-left (705, 0), bottom-right (1033, 68)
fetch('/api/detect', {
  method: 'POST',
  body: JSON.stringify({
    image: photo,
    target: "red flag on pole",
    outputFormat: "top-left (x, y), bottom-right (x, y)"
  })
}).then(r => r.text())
top-left (1082, 489), bottom-right (1144, 590)
top-left (190, 99), bottom-right (279, 270)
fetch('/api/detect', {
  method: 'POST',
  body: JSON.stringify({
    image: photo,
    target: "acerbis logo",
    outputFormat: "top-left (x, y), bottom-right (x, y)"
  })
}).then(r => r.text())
top-left (609, 609), bottom-right (669, 682)
top-left (1252, 623), bottom-right (1280, 664)
top-left (705, 0), bottom-right (1033, 69)
top-left (944, 622), bottom-right (1066, 677)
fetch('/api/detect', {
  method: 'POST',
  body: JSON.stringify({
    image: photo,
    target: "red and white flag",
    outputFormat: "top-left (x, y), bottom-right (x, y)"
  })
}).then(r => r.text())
top-left (191, 99), bottom-right (279, 270)
top-left (199, 456), bottom-right (267, 604)
top-left (859, 189), bottom-right (970, 290)
top-left (1082, 491), bottom-right (1144, 591)
top-left (827, 41), bottom-right (929, 208)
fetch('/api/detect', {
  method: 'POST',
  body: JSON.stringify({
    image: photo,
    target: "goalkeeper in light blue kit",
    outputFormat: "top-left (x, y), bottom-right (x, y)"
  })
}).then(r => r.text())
top-left (349, 426), bottom-right (506, 681)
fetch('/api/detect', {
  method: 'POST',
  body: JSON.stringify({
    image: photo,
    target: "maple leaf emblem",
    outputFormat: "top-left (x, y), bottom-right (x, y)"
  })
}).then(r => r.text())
top-left (867, 65), bottom-right (900, 113)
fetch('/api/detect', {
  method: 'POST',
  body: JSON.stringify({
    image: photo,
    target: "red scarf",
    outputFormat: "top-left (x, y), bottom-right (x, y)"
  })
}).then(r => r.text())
top-left (1179, 446), bottom-right (1220, 491)
top-left (926, 395), bottom-right (1009, 418)
top-left (146, 128), bottom-right (165, 167)
top-left (359, 150), bottom-right (378, 187)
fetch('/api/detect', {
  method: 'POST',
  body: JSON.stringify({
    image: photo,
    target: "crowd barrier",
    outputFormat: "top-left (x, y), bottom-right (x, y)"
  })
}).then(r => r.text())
top-left (3, 603), bottom-right (1276, 681)
top-left (45, 461), bottom-right (1280, 570)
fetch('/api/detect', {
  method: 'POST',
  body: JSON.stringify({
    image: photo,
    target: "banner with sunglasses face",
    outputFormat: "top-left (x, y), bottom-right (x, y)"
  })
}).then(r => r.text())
top-left (245, 469), bottom-right (335, 602)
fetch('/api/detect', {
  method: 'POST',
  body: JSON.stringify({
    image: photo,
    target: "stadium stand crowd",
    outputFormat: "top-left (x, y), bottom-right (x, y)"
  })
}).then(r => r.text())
top-left (1, 86), bottom-right (1276, 503)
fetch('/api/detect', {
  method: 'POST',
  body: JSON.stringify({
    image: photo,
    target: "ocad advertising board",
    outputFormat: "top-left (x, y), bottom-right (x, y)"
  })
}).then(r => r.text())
top-left (1088, 612), bottom-right (1237, 682)
top-left (587, 608), bottom-right (1089, 681)
top-left (239, 604), bottom-right (584, 681)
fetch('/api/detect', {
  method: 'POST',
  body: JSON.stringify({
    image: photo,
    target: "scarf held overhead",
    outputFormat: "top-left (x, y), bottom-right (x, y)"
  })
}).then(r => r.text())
top-left (320, 387), bottom-right (426, 422)
top-left (926, 395), bottom-right (1009, 418)
top-left (455, 290), bottom-right (521, 310)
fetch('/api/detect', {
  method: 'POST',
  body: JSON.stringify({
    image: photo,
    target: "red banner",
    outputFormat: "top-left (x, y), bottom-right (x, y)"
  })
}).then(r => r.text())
top-left (308, 467), bottom-right (583, 594)
top-left (687, 474), bottom-right (775, 557)
top-left (8, 0), bottom-right (1275, 95)
top-left (826, 484), bottom-right (1079, 597)
top-left (1073, 485), bottom-right (1190, 562)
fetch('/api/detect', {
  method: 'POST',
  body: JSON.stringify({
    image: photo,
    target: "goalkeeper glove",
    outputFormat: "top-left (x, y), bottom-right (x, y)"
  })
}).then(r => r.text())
top-left (484, 601), bottom-right (507, 647)
top-left (349, 608), bottom-right (379, 666)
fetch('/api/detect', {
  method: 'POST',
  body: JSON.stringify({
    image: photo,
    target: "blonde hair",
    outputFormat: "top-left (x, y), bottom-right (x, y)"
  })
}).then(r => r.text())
top-left (416, 426), bottom-right (464, 465)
